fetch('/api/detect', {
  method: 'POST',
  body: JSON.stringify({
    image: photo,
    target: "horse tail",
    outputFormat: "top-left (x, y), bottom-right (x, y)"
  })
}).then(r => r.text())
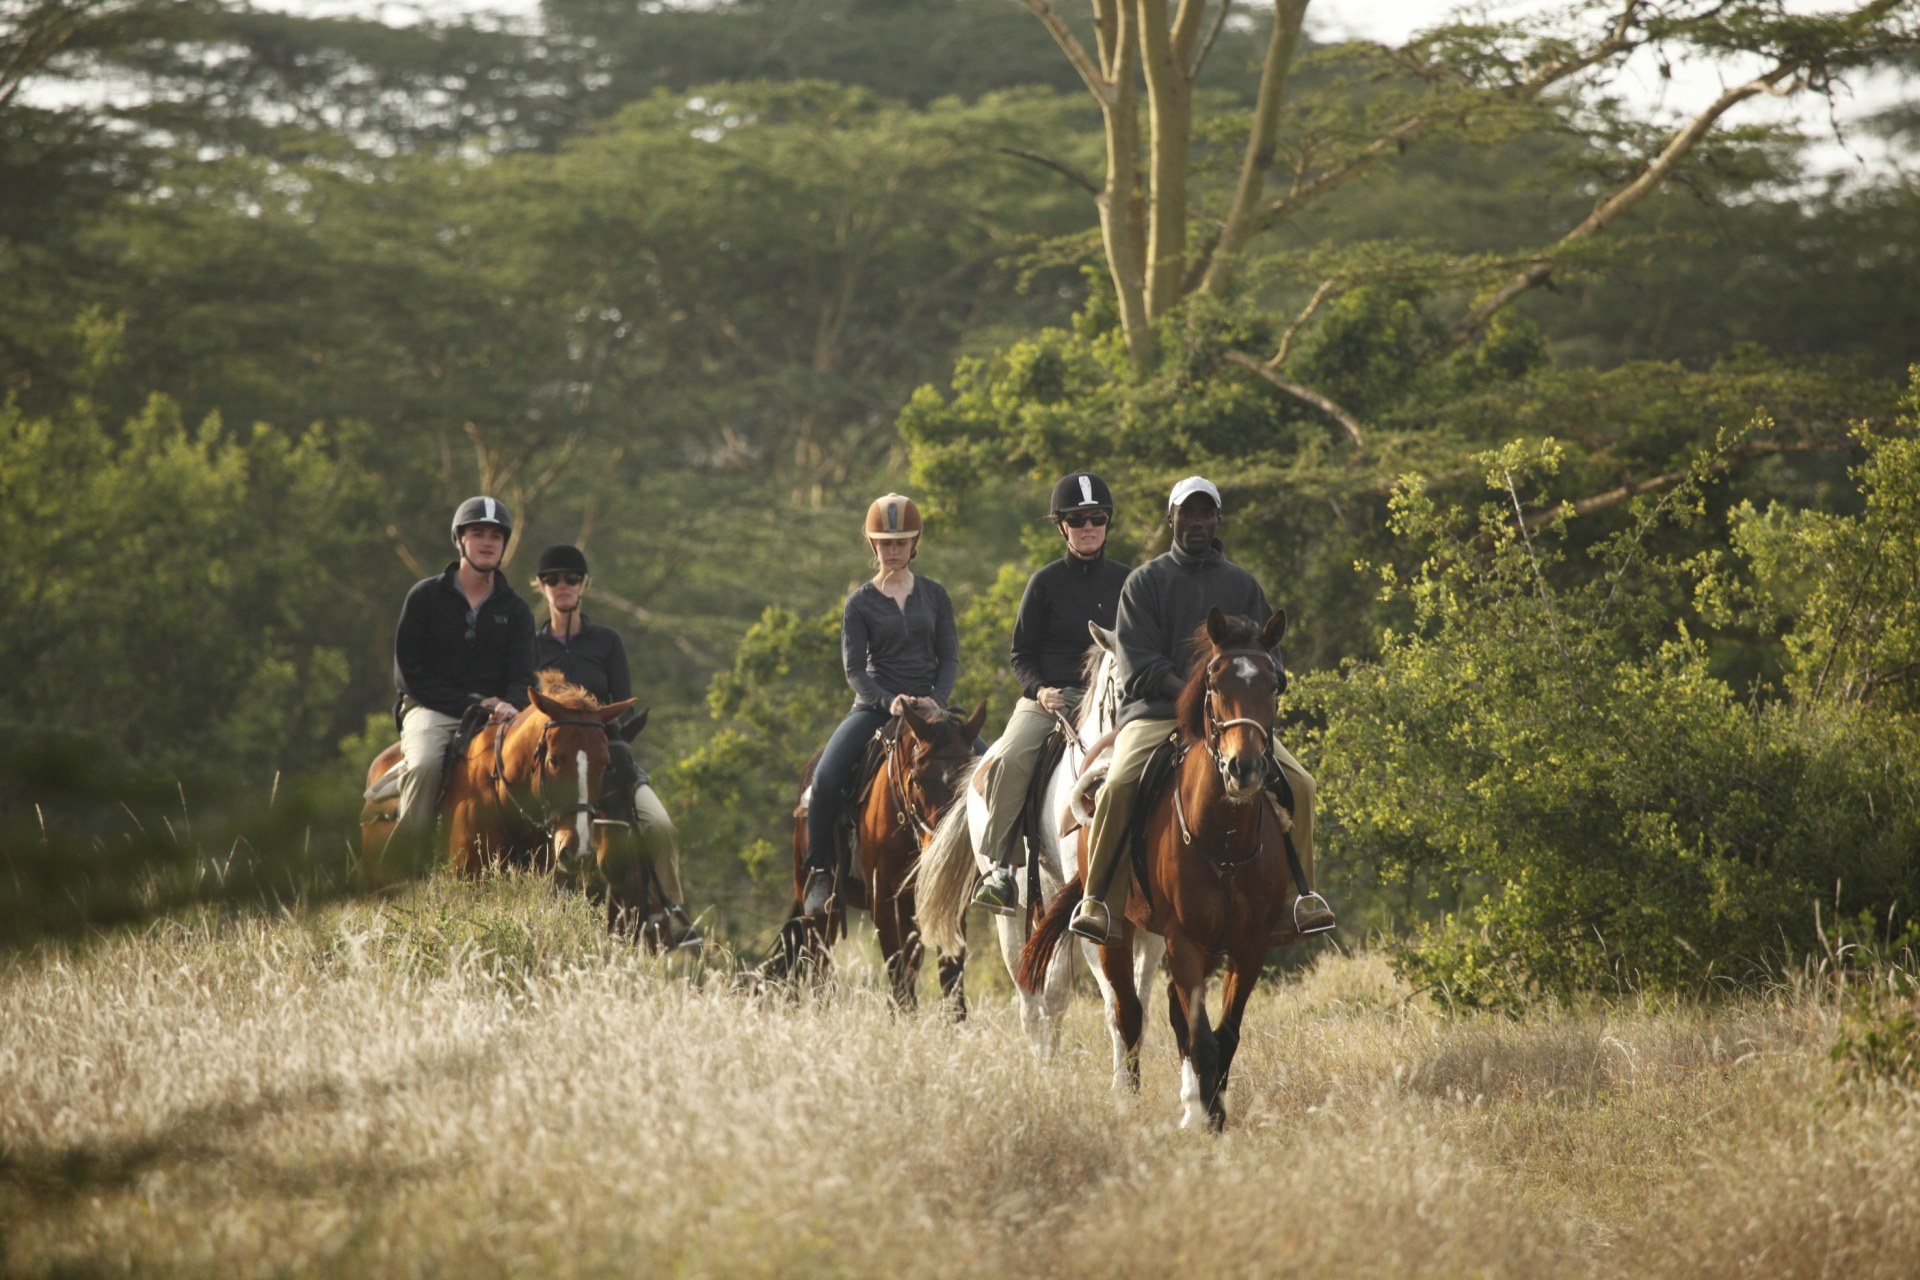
top-left (911, 780), bottom-right (977, 956)
top-left (1017, 876), bottom-right (1082, 994)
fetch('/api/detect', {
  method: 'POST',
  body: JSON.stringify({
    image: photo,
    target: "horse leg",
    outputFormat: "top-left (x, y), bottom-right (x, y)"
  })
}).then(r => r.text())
top-left (1210, 952), bottom-right (1262, 1132)
top-left (1165, 936), bottom-right (1221, 1131)
top-left (872, 872), bottom-right (920, 1012)
top-left (1093, 930), bottom-right (1145, 1093)
top-left (936, 946), bottom-right (967, 1022)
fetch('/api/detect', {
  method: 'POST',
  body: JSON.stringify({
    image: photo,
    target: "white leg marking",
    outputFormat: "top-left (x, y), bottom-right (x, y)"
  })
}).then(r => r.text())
top-left (1180, 1058), bottom-right (1205, 1129)
top-left (575, 750), bottom-right (590, 858)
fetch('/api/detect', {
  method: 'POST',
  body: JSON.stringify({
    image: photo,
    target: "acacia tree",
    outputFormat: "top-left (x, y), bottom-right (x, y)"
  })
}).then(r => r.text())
top-left (1016, 0), bottom-right (1918, 407)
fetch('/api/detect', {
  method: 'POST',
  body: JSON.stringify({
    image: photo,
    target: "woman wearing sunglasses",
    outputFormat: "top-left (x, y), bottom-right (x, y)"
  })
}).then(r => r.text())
top-left (971, 471), bottom-right (1130, 913)
top-left (531, 543), bottom-right (701, 948)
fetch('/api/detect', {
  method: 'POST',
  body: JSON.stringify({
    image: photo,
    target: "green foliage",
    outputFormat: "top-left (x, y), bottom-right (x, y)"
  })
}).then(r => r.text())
top-left (0, 349), bottom-right (380, 784)
top-left (1831, 969), bottom-right (1920, 1091)
top-left (1701, 382), bottom-right (1920, 712)
top-left (1297, 432), bottom-right (1920, 1007)
top-left (666, 603), bottom-right (844, 888)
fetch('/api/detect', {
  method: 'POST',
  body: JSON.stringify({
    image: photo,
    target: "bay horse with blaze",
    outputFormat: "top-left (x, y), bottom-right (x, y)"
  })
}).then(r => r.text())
top-left (1020, 609), bottom-right (1301, 1131)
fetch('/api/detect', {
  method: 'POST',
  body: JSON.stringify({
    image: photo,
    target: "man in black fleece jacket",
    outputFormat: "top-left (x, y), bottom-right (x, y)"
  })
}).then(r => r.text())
top-left (1067, 476), bottom-right (1334, 943)
top-left (389, 496), bottom-right (536, 858)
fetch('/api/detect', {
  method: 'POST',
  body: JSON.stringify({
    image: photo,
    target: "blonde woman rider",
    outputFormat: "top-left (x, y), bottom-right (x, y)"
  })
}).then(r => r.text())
top-left (530, 543), bottom-right (702, 948)
top-left (800, 494), bottom-right (960, 917)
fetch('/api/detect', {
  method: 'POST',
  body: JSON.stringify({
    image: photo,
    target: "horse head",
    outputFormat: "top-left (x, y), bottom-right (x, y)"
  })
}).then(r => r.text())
top-left (897, 700), bottom-right (987, 846)
top-left (1177, 607), bottom-right (1287, 804)
top-left (513, 677), bottom-right (636, 871)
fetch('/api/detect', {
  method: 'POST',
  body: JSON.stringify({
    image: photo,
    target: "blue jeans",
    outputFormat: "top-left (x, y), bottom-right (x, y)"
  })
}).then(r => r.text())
top-left (805, 707), bottom-right (892, 873)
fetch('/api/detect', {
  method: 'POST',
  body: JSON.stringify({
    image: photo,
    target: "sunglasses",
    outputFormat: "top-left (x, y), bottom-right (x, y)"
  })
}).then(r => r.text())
top-left (1061, 512), bottom-right (1110, 529)
top-left (540, 572), bottom-right (585, 587)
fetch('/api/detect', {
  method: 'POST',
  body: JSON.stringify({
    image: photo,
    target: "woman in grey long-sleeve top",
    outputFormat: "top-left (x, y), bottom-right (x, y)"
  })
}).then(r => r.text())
top-left (801, 493), bottom-right (962, 913)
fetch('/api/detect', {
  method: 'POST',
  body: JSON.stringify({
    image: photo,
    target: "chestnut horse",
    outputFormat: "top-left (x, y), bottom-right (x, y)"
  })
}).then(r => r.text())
top-left (761, 701), bottom-right (987, 1010)
top-left (1019, 609), bottom-right (1300, 1131)
top-left (912, 624), bottom-right (1126, 1057)
top-left (360, 673), bottom-right (634, 876)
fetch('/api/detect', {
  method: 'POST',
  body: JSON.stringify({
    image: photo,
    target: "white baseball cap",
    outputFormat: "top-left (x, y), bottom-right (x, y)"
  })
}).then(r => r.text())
top-left (1167, 475), bottom-right (1222, 513)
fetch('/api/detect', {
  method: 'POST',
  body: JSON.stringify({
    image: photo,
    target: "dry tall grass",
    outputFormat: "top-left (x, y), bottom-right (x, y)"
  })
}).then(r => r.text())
top-left (2, 876), bottom-right (1914, 1278)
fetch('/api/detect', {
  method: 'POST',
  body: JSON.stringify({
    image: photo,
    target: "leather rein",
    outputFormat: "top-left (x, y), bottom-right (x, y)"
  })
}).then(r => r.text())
top-left (490, 714), bottom-right (608, 834)
top-left (1173, 646), bottom-right (1280, 884)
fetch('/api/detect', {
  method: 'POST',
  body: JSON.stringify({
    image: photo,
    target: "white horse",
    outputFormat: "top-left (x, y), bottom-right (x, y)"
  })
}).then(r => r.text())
top-left (915, 624), bottom-right (1165, 1060)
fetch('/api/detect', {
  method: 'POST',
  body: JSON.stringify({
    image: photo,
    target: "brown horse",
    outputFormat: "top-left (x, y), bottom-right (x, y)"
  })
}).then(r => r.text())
top-left (1019, 608), bottom-right (1298, 1131)
top-left (359, 673), bottom-right (634, 877)
top-left (762, 701), bottom-right (987, 1009)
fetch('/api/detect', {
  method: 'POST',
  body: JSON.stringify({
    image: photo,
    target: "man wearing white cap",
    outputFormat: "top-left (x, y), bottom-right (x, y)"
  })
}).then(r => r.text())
top-left (1067, 476), bottom-right (1334, 942)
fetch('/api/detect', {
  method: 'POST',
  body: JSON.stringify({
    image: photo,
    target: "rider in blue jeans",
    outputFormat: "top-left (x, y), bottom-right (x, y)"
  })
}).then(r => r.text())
top-left (801, 493), bottom-right (960, 917)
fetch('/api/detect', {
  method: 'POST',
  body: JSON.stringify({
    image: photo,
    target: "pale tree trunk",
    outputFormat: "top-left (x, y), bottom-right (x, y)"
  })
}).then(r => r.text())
top-left (1197, 0), bottom-right (1308, 297)
top-left (1137, 0), bottom-right (1206, 320)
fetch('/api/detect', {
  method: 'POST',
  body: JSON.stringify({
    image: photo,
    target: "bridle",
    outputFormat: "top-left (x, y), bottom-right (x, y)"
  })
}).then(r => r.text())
top-left (1200, 647), bottom-right (1279, 789)
top-left (491, 713), bottom-right (608, 835)
top-left (1167, 645), bottom-right (1279, 887)
top-left (885, 724), bottom-right (967, 845)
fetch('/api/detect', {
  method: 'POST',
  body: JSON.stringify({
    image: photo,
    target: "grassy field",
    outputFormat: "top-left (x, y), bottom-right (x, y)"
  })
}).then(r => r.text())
top-left (2, 875), bottom-right (1915, 1278)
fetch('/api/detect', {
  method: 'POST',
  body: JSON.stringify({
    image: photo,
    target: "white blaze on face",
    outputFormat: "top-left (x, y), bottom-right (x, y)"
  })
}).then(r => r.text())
top-left (1233, 656), bottom-right (1259, 682)
top-left (575, 749), bottom-right (591, 857)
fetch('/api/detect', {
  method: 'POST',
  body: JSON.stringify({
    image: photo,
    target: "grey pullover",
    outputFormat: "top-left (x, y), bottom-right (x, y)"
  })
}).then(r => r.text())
top-left (1114, 540), bottom-right (1275, 726)
top-left (841, 577), bottom-right (959, 712)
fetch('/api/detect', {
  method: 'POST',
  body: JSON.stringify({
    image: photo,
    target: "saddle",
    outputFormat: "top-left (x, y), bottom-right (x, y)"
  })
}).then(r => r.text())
top-left (1123, 732), bottom-right (1187, 908)
top-left (361, 706), bottom-right (491, 816)
top-left (792, 720), bottom-right (899, 913)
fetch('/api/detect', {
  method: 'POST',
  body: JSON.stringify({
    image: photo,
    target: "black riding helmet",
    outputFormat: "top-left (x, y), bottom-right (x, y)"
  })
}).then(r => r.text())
top-left (535, 543), bottom-right (589, 578)
top-left (450, 495), bottom-right (514, 549)
top-left (1049, 471), bottom-right (1114, 517)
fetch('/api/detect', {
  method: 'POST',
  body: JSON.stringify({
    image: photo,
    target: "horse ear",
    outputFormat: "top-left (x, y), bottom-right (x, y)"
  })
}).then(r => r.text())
top-left (900, 704), bottom-right (933, 739)
top-left (618, 707), bottom-right (650, 742)
top-left (530, 688), bottom-right (563, 719)
top-left (1088, 622), bottom-right (1117, 653)
top-left (596, 698), bottom-right (638, 724)
top-left (962, 699), bottom-right (988, 742)
top-left (1260, 608), bottom-right (1288, 649)
top-left (1205, 607), bottom-right (1229, 645)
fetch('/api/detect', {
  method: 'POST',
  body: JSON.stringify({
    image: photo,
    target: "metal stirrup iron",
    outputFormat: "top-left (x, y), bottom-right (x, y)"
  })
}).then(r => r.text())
top-left (1281, 829), bottom-right (1335, 935)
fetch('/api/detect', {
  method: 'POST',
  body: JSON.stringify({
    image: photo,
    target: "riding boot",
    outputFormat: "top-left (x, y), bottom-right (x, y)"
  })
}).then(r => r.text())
top-left (802, 866), bottom-right (835, 916)
top-left (1068, 830), bottom-right (1125, 943)
top-left (971, 865), bottom-right (1019, 916)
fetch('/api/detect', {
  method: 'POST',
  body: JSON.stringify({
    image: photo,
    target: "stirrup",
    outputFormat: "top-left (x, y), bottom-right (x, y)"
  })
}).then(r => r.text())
top-left (1292, 891), bottom-right (1337, 935)
top-left (801, 868), bottom-right (835, 917)
top-left (1067, 897), bottom-right (1111, 944)
top-left (971, 867), bottom-right (1019, 916)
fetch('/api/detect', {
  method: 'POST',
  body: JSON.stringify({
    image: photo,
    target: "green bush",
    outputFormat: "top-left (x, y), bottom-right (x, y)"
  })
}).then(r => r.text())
top-left (1298, 405), bottom-right (1920, 1007)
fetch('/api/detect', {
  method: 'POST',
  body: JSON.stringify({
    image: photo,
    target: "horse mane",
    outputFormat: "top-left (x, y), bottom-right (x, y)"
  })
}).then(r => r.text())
top-left (534, 668), bottom-right (601, 711)
top-left (915, 705), bottom-right (975, 755)
top-left (1174, 613), bottom-right (1264, 741)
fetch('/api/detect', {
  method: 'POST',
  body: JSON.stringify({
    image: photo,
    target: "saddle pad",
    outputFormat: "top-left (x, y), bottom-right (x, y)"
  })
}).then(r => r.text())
top-left (1124, 732), bottom-right (1185, 908)
top-left (365, 759), bottom-right (407, 803)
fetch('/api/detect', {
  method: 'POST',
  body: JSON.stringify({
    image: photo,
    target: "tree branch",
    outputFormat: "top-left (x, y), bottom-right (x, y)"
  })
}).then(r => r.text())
top-left (1439, 65), bottom-right (1795, 358)
top-left (1196, 0), bottom-right (1307, 296)
top-left (1015, 0), bottom-right (1113, 102)
top-left (1269, 275), bottom-right (1339, 367)
top-left (1190, 0), bottom-right (1233, 80)
top-left (1522, 438), bottom-right (1847, 530)
top-left (1223, 349), bottom-right (1365, 448)
top-left (996, 145), bottom-right (1100, 195)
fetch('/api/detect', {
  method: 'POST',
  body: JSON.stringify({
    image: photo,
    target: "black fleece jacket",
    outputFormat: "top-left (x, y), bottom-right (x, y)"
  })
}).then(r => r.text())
top-left (393, 561), bottom-right (536, 719)
top-left (1008, 552), bottom-right (1131, 699)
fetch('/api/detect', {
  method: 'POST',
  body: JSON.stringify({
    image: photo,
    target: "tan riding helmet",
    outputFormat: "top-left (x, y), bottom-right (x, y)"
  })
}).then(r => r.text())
top-left (864, 493), bottom-right (923, 541)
